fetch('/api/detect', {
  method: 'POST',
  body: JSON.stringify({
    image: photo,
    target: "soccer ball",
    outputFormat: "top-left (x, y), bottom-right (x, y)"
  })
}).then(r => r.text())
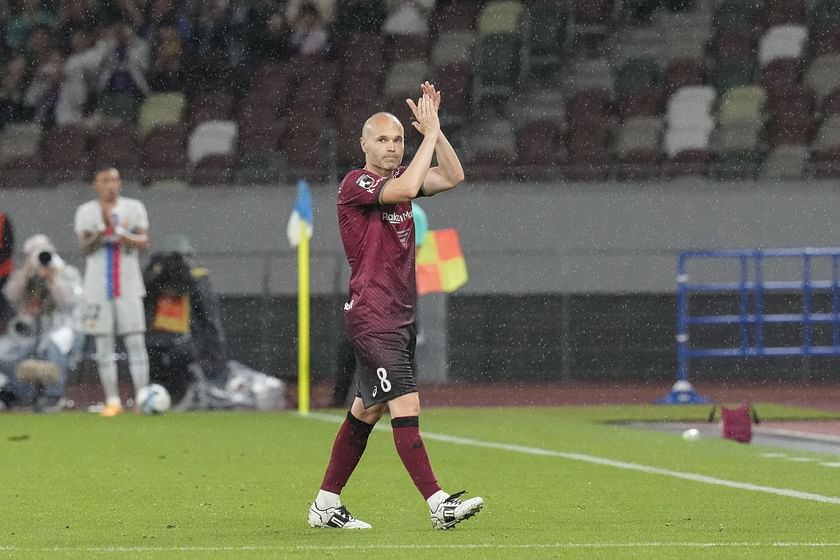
top-left (137, 384), bottom-right (172, 415)
top-left (681, 428), bottom-right (701, 442)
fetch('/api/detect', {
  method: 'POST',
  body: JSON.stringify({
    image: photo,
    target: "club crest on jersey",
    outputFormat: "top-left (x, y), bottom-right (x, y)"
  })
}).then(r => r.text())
top-left (356, 174), bottom-right (376, 193)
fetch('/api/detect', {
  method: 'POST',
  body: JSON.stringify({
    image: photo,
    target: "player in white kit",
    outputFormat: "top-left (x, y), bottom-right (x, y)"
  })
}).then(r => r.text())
top-left (74, 167), bottom-right (150, 416)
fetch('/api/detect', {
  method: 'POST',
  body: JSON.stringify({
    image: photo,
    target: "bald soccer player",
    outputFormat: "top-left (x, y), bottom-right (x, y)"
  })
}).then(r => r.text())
top-left (307, 82), bottom-right (484, 530)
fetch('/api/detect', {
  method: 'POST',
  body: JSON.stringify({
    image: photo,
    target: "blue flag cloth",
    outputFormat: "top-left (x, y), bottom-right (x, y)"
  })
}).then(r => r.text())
top-left (287, 179), bottom-right (314, 247)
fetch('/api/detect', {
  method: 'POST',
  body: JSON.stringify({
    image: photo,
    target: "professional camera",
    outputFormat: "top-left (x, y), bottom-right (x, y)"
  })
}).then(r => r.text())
top-left (38, 251), bottom-right (53, 267)
top-left (9, 314), bottom-right (35, 338)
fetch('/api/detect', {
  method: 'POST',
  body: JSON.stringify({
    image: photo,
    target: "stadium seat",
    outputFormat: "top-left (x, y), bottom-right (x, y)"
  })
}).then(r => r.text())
top-left (477, 1), bottom-right (525, 36)
top-left (804, 54), bottom-right (840, 106)
top-left (710, 149), bottom-right (763, 180)
top-left (431, 32), bottom-right (475, 68)
top-left (384, 61), bottom-right (429, 105)
top-left (656, 9), bottom-right (711, 64)
top-left (42, 126), bottom-right (90, 182)
top-left (190, 154), bottom-right (235, 186)
top-left (615, 116), bottom-right (663, 179)
top-left (138, 93), bottom-right (186, 140)
top-left (475, 33), bottom-right (522, 91)
top-left (714, 29), bottom-right (757, 60)
top-left (712, 1), bottom-right (763, 33)
top-left (766, 0), bottom-right (806, 25)
top-left (664, 59), bottom-right (706, 96)
top-left (665, 127), bottom-right (714, 158)
top-left (767, 112), bottom-right (813, 147)
top-left (809, 27), bottom-right (840, 58)
top-left (290, 66), bottom-right (337, 117)
top-left (340, 33), bottom-right (385, 74)
top-left (718, 86), bottom-right (768, 126)
top-left (761, 58), bottom-right (803, 92)
top-left (91, 125), bottom-right (141, 179)
top-left (0, 122), bottom-right (42, 188)
top-left (433, 62), bottom-right (472, 123)
top-left (811, 145), bottom-right (840, 177)
top-left (615, 57), bottom-right (661, 96)
top-left (386, 33), bottom-right (431, 64)
top-left (666, 148), bottom-right (711, 177)
top-left (711, 59), bottom-right (757, 94)
top-left (762, 144), bottom-right (809, 179)
top-left (813, 115), bottom-right (840, 151)
top-left (430, 2), bottom-right (477, 33)
top-left (189, 93), bottom-right (234, 130)
top-left (467, 117), bottom-right (517, 180)
top-left (97, 92), bottom-right (140, 123)
top-left (667, 86), bottom-right (717, 129)
top-left (527, 0), bottom-right (569, 82)
top-left (187, 120), bottom-right (238, 166)
top-left (566, 58), bottom-right (614, 95)
top-left (810, 0), bottom-right (840, 30)
top-left (565, 114), bottom-right (610, 180)
top-left (285, 118), bottom-right (331, 182)
top-left (514, 118), bottom-right (561, 179)
top-left (617, 88), bottom-right (663, 120)
top-left (712, 121), bottom-right (764, 154)
top-left (142, 124), bottom-right (187, 182)
top-left (758, 25), bottom-right (808, 66)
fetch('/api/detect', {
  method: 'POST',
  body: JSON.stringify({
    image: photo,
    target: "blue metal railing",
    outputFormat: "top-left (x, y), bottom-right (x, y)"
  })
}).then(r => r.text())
top-left (660, 248), bottom-right (840, 404)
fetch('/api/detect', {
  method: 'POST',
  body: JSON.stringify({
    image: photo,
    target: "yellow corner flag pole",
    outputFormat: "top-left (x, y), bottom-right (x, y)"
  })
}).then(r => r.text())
top-left (298, 219), bottom-right (310, 415)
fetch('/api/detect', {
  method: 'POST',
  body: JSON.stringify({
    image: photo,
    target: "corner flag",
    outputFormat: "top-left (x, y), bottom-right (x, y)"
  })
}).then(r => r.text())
top-left (287, 179), bottom-right (313, 247)
top-left (287, 179), bottom-right (312, 415)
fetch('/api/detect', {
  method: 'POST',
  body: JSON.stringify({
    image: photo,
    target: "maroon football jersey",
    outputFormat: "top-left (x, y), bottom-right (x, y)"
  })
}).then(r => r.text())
top-left (337, 167), bottom-right (416, 336)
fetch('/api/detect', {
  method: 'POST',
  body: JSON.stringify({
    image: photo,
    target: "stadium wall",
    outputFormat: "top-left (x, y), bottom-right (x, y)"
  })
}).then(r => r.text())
top-left (7, 180), bottom-right (840, 382)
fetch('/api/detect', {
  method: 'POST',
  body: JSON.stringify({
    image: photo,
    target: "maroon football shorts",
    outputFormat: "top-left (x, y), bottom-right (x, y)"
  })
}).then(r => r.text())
top-left (351, 325), bottom-right (417, 408)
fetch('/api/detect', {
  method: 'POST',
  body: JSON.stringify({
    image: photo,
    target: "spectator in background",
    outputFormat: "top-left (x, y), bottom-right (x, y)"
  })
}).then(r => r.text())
top-left (96, 18), bottom-right (151, 98)
top-left (0, 55), bottom-right (33, 127)
top-left (0, 212), bottom-right (13, 332)
top-left (333, 0), bottom-right (385, 37)
top-left (248, 9), bottom-right (290, 63)
top-left (149, 25), bottom-right (183, 91)
top-left (5, 0), bottom-right (54, 53)
top-left (23, 25), bottom-right (63, 124)
top-left (289, 2), bottom-right (329, 58)
top-left (286, 0), bottom-right (335, 25)
top-left (382, 0), bottom-right (434, 36)
top-left (54, 29), bottom-right (99, 126)
top-left (56, 1), bottom-right (98, 55)
top-left (185, 0), bottom-right (232, 93)
top-left (0, 234), bottom-right (82, 411)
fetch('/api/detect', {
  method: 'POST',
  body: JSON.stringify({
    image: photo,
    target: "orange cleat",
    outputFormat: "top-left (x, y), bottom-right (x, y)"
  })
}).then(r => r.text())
top-left (99, 403), bottom-right (123, 417)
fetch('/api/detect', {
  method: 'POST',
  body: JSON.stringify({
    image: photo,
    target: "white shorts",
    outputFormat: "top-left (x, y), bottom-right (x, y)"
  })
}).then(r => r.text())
top-left (83, 298), bottom-right (146, 335)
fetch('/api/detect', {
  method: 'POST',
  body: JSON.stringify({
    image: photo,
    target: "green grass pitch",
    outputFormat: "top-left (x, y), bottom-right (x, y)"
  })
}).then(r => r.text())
top-left (2, 404), bottom-right (840, 559)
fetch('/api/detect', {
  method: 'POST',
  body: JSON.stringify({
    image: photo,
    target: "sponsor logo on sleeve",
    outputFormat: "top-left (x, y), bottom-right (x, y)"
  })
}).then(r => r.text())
top-left (356, 174), bottom-right (376, 193)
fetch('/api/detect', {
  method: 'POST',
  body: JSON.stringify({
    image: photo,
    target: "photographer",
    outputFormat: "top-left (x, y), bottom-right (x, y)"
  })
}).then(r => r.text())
top-left (0, 235), bottom-right (82, 410)
top-left (143, 235), bottom-right (226, 405)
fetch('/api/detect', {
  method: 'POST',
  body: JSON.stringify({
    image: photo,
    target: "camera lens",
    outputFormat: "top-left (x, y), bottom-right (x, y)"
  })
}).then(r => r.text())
top-left (38, 251), bottom-right (52, 266)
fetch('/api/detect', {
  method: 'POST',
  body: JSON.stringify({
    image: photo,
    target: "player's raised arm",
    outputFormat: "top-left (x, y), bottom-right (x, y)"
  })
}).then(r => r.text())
top-left (379, 94), bottom-right (440, 204)
top-left (405, 81), bottom-right (465, 196)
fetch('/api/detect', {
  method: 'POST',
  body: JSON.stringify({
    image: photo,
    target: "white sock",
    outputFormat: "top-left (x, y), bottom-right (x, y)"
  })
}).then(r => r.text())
top-left (95, 335), bottom-right (120, 406)
top-left (124, 334), bottom-right (149, 397)
top-left (315, 490), bottom-right (341, 509)
top-left (427, 490), bottom-right (449, 512)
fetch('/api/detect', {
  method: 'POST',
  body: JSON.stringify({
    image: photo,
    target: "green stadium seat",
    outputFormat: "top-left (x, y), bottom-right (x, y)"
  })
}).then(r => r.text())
top-left (718, 86), bottom-right (768, 126)
top-left (477, 1), bottom-right (525, 36)
top-left (710, 59), bottom-right (756, 94)
top-left (138, 93), bottom-right (186, 140)
top-left (615, 57), bottom-right (661, 95)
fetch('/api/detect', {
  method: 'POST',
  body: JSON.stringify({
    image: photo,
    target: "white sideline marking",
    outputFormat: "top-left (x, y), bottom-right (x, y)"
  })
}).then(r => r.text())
top-left (307, 413), bottom-right (840, 506)
top-left (5, 542), bottom-right (840, 553)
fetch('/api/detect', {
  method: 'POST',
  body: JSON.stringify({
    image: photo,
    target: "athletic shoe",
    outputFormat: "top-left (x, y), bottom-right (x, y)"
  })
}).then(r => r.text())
top-left (308, 502), bottom-right (372, 529)
top-left (99, 403), bottom-right (123, 417)
top-left (430, 491), bottom-right (484, 530)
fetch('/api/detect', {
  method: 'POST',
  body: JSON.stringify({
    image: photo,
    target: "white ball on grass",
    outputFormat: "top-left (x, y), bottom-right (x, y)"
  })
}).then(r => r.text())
top-left (137, 383), bottom-right (172, 415)
top-left (681, 428), bottom-right (701, 442)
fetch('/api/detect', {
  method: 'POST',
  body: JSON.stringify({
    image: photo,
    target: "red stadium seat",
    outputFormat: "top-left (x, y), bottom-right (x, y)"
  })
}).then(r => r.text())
top-left (142, 124), bottom-right (187, 182)
top-left (190, 154), bottom-right (236, 186)
top-left (92, 125), bottom-right (141, 179)
top-left (42, 126), bottom-right (90, 182)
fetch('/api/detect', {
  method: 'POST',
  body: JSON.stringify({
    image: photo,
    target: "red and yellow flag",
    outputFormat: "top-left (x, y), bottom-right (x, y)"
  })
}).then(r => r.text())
top-left (416, 228), bottom-right (468, 295)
